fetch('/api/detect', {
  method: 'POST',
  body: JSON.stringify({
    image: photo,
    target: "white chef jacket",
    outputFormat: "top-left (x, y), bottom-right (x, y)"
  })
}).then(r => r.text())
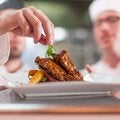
top-left (0, 33), bottom-right (10, 86)
top-left (91, 59), bottom-right (120, 79)
top-left (0, 33), bottom-right (9, 65)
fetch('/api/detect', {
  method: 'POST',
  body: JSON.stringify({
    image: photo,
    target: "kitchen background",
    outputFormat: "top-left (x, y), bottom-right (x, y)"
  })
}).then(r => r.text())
top-left (1, 0), bottom-right (101, 70)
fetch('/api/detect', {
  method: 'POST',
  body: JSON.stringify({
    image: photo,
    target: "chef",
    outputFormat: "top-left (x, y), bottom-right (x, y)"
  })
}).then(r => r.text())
top-left (85, 0), bottom-right (120, 80)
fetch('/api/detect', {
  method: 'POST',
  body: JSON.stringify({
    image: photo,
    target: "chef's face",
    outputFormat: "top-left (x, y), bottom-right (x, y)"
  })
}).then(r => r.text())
top-left (8, 32), bottom-right (26, 58)
top-left (93, 11), bottom-right (120, 51)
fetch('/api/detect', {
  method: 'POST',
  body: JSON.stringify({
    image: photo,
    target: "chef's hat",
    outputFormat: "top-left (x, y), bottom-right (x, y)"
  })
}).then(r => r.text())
top-left (89, 0), bottom-right (120, 22)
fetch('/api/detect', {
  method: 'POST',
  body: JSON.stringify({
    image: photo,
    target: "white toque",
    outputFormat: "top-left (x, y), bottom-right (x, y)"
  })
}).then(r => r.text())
top-left (89, 0), bottom-right (120, 22)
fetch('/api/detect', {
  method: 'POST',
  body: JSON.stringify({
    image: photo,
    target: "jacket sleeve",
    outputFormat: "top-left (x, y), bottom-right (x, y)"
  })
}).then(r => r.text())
top-left (0, 33), bottom-right (10, 65)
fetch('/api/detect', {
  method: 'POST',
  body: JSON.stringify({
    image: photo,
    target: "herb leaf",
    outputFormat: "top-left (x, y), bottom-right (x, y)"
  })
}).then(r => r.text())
top-left (45, 45), bottom-right (56, 58)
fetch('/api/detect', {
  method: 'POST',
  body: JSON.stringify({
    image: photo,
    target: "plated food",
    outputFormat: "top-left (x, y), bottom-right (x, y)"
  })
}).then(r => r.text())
top-left (28, 45), bottom-right (83, 84)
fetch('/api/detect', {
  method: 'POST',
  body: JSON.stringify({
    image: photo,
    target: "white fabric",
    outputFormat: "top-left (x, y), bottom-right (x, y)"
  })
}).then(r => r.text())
top-left (89, 0), bottom-right (120, 21)
top-left (0, 33), bottom-right (10, 65)
top-left (0, 64), bottom-right (31, 74)
top-left (91, 60), bottom-right (120, 79)
top-left (0, 33), bottom-right (10, 86)
top-left (0, 64), bottom-right (31, 86)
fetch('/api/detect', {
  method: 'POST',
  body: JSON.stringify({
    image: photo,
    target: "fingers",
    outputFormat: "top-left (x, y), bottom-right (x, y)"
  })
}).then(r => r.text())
top-left (30, 6), bottom-right (54, 45)
top-left (16, 10), bottom-right (31, 36)
top-left (22, 8), bottom-right (43, 43)
top-left (85, 64), bottom-right (94, 73)
top-left (9, 6), bottom-right (54, 45)
top-left (39, 34), bottom-right (48, 45)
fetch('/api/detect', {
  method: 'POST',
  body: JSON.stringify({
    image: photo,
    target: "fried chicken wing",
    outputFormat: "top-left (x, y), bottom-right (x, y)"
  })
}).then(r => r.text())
top-left (35, 56), bottom-right (66, 81)
top-left (53, 50), bottom-right (76, 75)
top-left (53, 50), bottom-right (83, 80)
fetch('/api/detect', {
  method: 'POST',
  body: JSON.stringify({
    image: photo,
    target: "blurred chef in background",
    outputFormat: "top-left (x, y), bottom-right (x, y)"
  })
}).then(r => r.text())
top-left (0, 0), bottom-right (31, 73)
top-left (84, 0), bottom-right (120, 79)
top-left (0, 32), bottom-right (31, 73)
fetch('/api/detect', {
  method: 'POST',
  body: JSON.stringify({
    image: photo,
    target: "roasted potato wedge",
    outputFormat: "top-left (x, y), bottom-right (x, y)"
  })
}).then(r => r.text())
top-left (29, 70), bottom-right (44, 85)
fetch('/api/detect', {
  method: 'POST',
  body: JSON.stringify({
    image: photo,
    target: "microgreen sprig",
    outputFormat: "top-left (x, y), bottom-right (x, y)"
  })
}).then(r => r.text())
top-left (45, 45), bottom-right (56, 58)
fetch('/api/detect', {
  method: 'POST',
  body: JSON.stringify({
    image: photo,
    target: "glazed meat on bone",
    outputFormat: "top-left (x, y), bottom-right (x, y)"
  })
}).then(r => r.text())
top-left (35, 57), bottom-right (66, 81)
top-left (35, 50), bottom-right (83, 81)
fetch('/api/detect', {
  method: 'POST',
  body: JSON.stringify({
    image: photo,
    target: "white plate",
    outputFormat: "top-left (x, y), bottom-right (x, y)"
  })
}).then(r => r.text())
top-left (0, 73), bottom-right (120, 102)
top-left (1, 72), bottom-right (120, 97)
top-left (10, 81), bottom-right (120, 97)
top-left (84, 73), bottom-right (120, 83)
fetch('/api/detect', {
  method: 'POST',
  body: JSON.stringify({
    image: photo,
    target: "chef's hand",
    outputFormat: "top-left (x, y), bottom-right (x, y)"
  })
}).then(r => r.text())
top-left (0, 6), bottom-right (54, 45)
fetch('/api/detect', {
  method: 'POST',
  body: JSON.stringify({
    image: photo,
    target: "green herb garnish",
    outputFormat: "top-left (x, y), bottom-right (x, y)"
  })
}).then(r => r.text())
top-left (45, 45), bottom-right (56, 58)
